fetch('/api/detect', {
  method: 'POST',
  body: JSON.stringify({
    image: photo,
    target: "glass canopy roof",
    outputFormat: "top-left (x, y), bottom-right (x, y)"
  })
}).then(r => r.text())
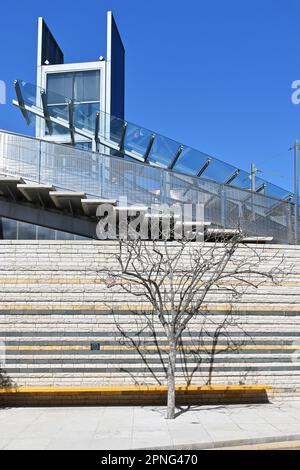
top-left (13, 79), bottom-right (293, 201)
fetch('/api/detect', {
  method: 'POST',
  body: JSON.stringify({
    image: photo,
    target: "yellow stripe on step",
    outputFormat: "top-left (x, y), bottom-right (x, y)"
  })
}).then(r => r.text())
top-left (0, 384), bottom-right (272, 394)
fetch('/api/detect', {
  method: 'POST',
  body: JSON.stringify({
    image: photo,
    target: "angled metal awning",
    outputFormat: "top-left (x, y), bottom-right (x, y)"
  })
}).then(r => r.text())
top-left (81, 198), bottom-right (117, 217)
top-left (17, 184), bottom-right (55, 208)
top-left (0, 176), bottom-right (25, 201)
top-left (49, 191), bottom-right (87, 216)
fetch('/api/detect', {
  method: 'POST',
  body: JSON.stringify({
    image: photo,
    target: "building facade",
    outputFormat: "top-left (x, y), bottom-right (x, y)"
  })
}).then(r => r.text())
top-left (0, 11), bottom-right (300, 407)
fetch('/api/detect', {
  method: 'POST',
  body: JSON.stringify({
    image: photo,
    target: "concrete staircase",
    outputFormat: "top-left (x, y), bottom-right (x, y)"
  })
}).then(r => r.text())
top-left (0, 240), bottom-right (299, 404)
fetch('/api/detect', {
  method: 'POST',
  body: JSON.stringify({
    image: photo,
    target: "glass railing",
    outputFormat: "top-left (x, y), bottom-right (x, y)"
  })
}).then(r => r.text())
top-left (14, 79), bottom-right (293, 202)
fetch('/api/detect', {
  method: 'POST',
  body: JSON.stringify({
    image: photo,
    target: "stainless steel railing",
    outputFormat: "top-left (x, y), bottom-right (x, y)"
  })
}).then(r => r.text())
top-left (0, 129), bottom-right (296, 244)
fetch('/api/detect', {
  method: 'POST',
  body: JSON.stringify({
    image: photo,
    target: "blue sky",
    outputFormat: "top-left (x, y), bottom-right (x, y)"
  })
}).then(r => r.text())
top-left (0, 0), bottom-right (300, 191)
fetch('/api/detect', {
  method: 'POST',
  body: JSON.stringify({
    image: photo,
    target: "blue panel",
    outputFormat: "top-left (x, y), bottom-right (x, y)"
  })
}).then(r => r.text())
top-left (110, 14), bottom-right (125, 120)
top-left (41, 19), bottom-right (64, 66)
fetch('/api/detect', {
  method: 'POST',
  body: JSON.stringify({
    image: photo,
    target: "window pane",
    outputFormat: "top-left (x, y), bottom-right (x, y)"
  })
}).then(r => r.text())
top-left (47, 71), bottom-right (100, 103)
top-left (74, 71), bottom-right (100, 102)
top-left (46, 70), bottom-right (100, 138)
top-left (0, 218), bottom-right (86, 240)
top-left (74, 102), bottom-right (99, 131)
top-left (74, 142), bottom-right (93, 151)
top-left (2, 218), bottom-right (17, 239)
top-left (18, 222), bottom-right (37, 240)
top-left (47, 73), bottom-right (73, 102)
top-left (37, 226), bottom-right (56, 240)
top-left (46, 104), bottom-right (69, 136)
top-left (56, 231), bottom-right (75, 240)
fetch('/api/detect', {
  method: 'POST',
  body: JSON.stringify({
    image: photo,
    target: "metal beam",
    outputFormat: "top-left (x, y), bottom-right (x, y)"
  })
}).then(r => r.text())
top-left (144, 133), bottom-right (156, 161)
top-left (168, 145), bottom-right (184, 170)
top-left (94, 111), bottom-right (100, 143)
top-left (119, 122), bottom-right (128, 152)
top-left (256, 182), bottom-right (267, 194)
top-left (68, 200), bottom-right (74, 216)
top-left (224, 168), bottom-right (240, 185)
top-left (37, 192), bottom-right (45, 208)
top-left (5, 184), bottom-right (17, 202)
top-left (196, 158), bottom-right (212, 177)
top-left (282, 193), bottom-right (294, 202)
top-left (40, 90), bottom-right (53, 135)
top-left (242, 236), bottom-right (274, 243)
top-left (68, 99), bottom-right (75, 146)
top-left (14, 80), bottom-right (30, 125)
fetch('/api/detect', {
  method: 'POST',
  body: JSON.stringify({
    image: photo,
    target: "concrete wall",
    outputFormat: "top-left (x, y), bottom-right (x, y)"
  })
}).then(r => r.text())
top-left (0, 240), bottom-right (300, 403)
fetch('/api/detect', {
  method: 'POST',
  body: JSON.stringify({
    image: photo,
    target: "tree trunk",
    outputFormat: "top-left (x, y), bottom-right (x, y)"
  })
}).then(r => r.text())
top-left (166, 335), bottom-right (177, 419)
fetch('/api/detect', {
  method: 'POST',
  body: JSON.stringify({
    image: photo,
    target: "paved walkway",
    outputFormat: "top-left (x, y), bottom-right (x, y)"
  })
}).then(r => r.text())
top-left (0, 402), bottom-right (300, 450)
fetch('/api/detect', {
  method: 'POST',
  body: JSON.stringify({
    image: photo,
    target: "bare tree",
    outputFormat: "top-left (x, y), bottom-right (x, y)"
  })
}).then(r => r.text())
top-left (101, 233), bottom-right (285, 419)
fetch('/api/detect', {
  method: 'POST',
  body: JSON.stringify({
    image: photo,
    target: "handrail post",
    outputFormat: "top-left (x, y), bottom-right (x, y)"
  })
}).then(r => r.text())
top-left (220, 185), bottom-right (227, 228)
top-left (38, 140), bottom-right (42, 183)
top-left (286, 201), bottom-right (293, 244)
